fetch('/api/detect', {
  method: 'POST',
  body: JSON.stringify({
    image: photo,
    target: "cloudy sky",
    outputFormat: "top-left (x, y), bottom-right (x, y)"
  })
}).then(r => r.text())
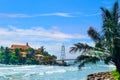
top-left (0, 0), bottom-right (118, 59)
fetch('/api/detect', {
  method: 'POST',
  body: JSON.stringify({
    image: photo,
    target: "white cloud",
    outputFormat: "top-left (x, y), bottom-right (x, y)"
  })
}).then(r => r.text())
top-left (39, 13), bottom-right (74, 17)
top-left (4, 25), bottom-right (88, 40)
top-left (0, 12), bottom-right (101, 18)
top-left (0, 13), bottom-right (29, 18)
top-left (0, 12), bottom-right (74, 18)
top-left (0, 25), bottom-right (88, 46)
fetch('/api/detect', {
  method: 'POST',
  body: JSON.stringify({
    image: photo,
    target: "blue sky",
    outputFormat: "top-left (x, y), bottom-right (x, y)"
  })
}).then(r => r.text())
top-left (0, 0), bottom-right (118, 59)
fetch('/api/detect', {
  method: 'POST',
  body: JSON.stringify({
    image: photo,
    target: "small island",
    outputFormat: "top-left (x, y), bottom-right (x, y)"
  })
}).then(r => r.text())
top-left (0, 43), bottom-right (57, 65)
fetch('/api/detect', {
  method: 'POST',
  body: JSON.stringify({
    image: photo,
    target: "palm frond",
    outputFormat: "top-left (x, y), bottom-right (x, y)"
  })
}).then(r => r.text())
top-left (101, 7), bottom-right (112, 22)
top-left (76, 55), bottom-right (100, 69)
top-left (87, 27), bottom-right (101, 43)
top-left (104, 56), bottom-right (112, 64)
top-left (83, 50), bottom-right (110, 60)
top-left (112, 1), bottom-right (119, 25)
top-left (69, 43), bottom-right (93, 53)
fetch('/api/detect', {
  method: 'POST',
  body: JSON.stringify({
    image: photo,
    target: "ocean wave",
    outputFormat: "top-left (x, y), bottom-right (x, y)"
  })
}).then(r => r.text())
top-left (38, 72), bottom-right (44, 75)
top-left (46, 69), bottom-right (66, 74)
top-left (22, 72), bottom-right (45, 78)
top-left (66, 67), bottom-right (78, 71)
top-left (98, 65), bottom-right (116, 68)
top-left (0, 73), bottom-right (25, 80)
top-left (82, 67), bottom-right (91, 70)
top-left (23, 72), bottom-right (36, 77)
top-left (19, 65), bottom-right (37, 68)
top-left (0, 65), bottom-right (37, 70)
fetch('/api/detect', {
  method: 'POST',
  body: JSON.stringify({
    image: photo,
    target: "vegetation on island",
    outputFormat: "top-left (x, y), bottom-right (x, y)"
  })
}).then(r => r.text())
top-left (70, 1), bottom-right (120, 79)
top-left (0, 46), bottom-right (57, 65)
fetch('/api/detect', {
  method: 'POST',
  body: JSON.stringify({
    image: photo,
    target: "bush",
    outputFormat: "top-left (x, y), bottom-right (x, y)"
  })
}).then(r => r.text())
top-left (111, 70), bottom-right (120, 80)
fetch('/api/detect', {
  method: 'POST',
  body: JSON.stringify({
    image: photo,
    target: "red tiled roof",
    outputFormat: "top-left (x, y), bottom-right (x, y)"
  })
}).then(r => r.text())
top-left (10, 43), bottom-right (31, 50)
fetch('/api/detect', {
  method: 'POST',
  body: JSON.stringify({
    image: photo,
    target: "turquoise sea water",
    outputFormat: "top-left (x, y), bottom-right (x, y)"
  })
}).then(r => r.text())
top-left (0, 62), bottom-right (115, 80)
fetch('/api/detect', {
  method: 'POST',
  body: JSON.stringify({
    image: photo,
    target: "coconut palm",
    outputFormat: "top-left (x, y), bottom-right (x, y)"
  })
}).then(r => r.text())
top-left (70, 1), bottom-right (120, 74)
top-left (40, 46), bottom-right (45, 55)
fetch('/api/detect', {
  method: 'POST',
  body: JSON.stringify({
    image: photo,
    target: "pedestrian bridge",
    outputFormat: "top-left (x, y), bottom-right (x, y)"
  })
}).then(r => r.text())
top-left (56, 59), bottom-right (76, 61)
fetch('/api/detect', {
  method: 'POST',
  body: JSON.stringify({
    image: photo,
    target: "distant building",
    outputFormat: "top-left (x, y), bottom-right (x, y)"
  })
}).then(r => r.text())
top-left (34, 54), bottom-right (43, 60)
top-left (20, 52), bottom-right (27, 57)
top-left (10, 42), bottom-right (31, 51)
top-left (9, 43), bottom-right (31, 57)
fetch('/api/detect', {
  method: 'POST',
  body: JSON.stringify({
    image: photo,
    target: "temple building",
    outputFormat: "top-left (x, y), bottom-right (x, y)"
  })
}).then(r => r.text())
top-left (9, 43), bottom-right (31, 57)
top-left (10, 42), bottom-right (31, 51)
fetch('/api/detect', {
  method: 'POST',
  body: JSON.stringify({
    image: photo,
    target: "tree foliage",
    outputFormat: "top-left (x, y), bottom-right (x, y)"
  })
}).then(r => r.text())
top-left (70, 1), bottom-right (120, 74)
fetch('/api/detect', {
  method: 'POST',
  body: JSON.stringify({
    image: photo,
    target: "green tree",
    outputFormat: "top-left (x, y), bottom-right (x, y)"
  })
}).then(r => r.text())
top-left (0, 46), bottom-right (5, 63)
top-left (70, 1), bottom-right (120, 75)
top-left (26, 48), bottom-right (35, 58)
top-left (43, 51), bottom-right (51, 56)
top-left (14, 48), bottom-right (22, 64)
top-left (15, 48), bottom-right (21, 56)
top-left (4, 47), bottom-right (11, 64)
top-left (40, 46), bottom-right (45, 55)
top-left (51, 55), bottom-right (57, 59)
top-left (10, 53), bottom-right (19, 64)
top-left (0, 46), bottom-right (5, 53)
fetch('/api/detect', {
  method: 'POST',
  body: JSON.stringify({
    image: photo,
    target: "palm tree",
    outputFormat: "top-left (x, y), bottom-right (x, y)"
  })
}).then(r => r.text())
top-left (0, 46), bottom-right (5, 63)
top-left (40, 46), bottom-right (45, 55)
top-left (4, 47), bottom-right (11, 64)
top-left (70, 1), bottom-right (120, 74)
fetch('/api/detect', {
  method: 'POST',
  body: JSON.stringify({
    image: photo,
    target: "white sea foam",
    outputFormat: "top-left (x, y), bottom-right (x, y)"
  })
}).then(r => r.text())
top-left (46, 69), bottom-right (66, 74)
top-left (38, 72), bottom-right (44, 75)
top-left (66, 67), bottom-right (78, 71)
top-left (19, 65), bottom-right (37, 68)
top-left (82, 67), bottom-right (91, 70)
top-left (98, 64), bottom-right (115, 68)
top-left (23, 72), bottom-right (37, 77)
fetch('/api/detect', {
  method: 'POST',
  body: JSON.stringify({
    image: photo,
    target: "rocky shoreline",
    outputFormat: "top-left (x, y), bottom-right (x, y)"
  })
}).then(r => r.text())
top-left (87, 72), bottom-right (114, 80)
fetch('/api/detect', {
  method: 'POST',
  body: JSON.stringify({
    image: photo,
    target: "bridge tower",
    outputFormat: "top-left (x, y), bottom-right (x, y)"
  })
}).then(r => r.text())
top-left (60, 44), bottom-right (66, 60)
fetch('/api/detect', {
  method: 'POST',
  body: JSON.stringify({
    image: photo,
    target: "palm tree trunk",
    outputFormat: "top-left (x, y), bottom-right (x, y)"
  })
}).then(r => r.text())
top-left (113, 59), bottom-right (120, 75)
top-left (112, 52), bottom-right (120, 74)
top-left (113, 38), bottom-right (120, 74)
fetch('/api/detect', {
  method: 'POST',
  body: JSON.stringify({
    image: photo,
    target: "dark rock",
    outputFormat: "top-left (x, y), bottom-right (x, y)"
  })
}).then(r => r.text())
top-left (87, 72), bottom-right (114, 80)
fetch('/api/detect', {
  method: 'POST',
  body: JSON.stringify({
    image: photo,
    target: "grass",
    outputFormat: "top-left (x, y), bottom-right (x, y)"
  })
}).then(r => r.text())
top-left (111, 70), bottom-right (120, 80)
